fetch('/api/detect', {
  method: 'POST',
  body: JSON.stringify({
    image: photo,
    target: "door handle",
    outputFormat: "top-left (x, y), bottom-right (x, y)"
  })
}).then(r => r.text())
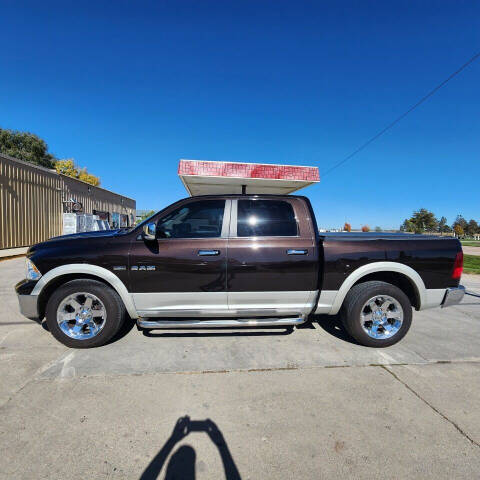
top-left (198, 250), bottom-right (220, 256)
top-left (287, 249), bottom-right (308, 255)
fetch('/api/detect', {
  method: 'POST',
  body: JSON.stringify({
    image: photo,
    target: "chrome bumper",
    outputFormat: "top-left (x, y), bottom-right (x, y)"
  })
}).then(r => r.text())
top-left (441, 285), bottom-right (465, 308)
top-left (17, 294), bottom-right (40, 320)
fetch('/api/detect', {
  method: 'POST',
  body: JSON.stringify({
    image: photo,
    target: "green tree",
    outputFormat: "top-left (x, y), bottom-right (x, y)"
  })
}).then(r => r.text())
top-left (0, 128), bottom-right (56, 168)
top-left (466, 219), bottom-right (479, 236)
top-left (400, 219), bottom-right (415, 232)
top-left (137, 210), bottom-right (156, 224)
top-left (438, 216), bottom-right (452, 234)
top-left (374, 226), bottom-right (382, 232)
top-left (401, 209), bottom-right (438, 234)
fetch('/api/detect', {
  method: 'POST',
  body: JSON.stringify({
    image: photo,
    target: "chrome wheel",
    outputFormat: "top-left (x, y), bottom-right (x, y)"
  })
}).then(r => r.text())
top-left (56, 292), bottom-right (107, 340)
top-left (360, 295), bottom-right (403, 339)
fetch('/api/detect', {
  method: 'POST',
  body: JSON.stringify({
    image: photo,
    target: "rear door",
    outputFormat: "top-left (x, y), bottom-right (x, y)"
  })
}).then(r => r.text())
top-left (226, 197), bottom-right (318, 316)
top-left (129, 198), bottom-right (231, 317)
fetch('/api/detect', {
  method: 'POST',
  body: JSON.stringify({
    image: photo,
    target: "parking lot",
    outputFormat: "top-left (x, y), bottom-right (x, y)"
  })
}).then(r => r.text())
top-left (1, 256), bottom-right (479, 479)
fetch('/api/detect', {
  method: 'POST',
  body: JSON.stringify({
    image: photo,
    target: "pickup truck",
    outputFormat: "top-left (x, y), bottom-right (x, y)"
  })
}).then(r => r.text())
top-left (15, 194), bottom-right (465, 348)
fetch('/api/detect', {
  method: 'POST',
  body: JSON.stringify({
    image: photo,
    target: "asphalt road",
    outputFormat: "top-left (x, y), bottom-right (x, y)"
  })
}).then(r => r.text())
top-left (1, 257), bottom-right (479, 479)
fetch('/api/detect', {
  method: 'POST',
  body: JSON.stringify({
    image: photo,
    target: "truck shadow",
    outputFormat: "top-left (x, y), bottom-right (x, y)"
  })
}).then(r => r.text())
top-left (139, 416), bottom-right (241, 480)
top-left (311, 314), bottom-right (360, 345)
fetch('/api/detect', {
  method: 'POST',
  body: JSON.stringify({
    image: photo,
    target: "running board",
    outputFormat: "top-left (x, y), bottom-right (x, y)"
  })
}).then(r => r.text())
top-left (137, 316), bottom-right (306, 329)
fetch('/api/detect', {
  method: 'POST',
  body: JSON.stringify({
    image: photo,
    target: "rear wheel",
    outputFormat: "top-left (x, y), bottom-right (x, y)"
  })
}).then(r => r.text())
top-left (340, 281), bottom-right (412, 347)
top-left (45, 279), bottom-right (126, 348)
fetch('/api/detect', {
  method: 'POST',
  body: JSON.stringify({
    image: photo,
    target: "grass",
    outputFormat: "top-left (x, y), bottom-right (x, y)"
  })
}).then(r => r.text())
top-left (464, 254), bottom-right (480, 274)
top-left (461, 241), bottom-right (480, 247)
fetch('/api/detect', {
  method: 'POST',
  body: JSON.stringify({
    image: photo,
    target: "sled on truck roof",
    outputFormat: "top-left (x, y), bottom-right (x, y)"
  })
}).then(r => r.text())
top-left (178, 159), bottom-right (320, 196)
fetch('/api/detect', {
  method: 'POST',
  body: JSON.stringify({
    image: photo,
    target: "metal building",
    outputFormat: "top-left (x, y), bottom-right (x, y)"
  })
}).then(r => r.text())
top-left (0, 153), bottom-right (136, 249)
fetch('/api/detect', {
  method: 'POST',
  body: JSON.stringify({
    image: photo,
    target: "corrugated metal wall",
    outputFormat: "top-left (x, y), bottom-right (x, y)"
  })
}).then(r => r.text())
top-left (0, 154), bottom-right (136, 249)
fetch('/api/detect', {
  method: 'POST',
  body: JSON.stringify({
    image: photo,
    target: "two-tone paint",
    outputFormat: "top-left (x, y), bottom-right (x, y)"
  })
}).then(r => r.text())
top-left (16, 194), bottom-right (463, 322)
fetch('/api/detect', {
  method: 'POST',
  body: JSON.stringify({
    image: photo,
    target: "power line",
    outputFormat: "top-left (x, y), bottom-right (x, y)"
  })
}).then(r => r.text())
top-left (321, 51), bottom-right (480, 178)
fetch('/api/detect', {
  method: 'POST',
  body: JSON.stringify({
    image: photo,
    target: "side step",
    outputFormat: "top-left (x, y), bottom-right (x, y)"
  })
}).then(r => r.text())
top-left (137, 316), bottom-right (306, 329)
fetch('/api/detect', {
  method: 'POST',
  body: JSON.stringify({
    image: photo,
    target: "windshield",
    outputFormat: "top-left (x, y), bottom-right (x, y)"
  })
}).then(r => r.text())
top-left (119, 210), bottom-right (158, 234)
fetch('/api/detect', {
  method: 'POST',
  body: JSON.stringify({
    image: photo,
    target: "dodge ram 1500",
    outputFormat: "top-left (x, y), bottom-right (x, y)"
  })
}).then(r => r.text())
top-left (16, 194), bottom-right (465, 348)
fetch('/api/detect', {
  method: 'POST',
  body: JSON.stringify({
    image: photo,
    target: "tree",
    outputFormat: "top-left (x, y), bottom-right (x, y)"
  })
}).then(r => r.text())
top-left (466, 219), bottom-right (479, 237)
top-left (438, 216), bottom-right (452, 234)
top-left (400, 208), bottom-right (438, 234)
top-left (343, 222), bottom-right (351, 232)
top-left (78, 168), bottom-right (100, 187)
top-left (400, 219), bottom-right (415, 232)
top-left (374, 226), bottom-right (382, 232)
top-left (452, 215), bottom-right (467, 232)
top-left (0, 128), bottom-right (56, 168)
top-left (361, 225), bottom-right (370, 232)
top-left (411, 208), bottom-right (438, 233)
top-left (454, 224), bottom-right (464, 237)
top-left (55, 159), bottom-right (77, 177)
top-left (1, 128), bottom-right (101, 186)
top-left (55, 159), bottom-right (100, 187)
top-left (139, 210), bottom-right (156, 222)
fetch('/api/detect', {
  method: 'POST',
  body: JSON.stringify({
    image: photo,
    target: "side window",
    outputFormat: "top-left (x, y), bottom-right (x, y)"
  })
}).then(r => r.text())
top-left (237, 200), bottom-right (297, 237)
top-left (156, 200), bottom-right (225, 238)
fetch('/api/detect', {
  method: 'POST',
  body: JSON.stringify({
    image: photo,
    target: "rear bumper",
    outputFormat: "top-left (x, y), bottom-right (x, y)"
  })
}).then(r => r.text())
top-left (441, 285), bottom-right (465, 308)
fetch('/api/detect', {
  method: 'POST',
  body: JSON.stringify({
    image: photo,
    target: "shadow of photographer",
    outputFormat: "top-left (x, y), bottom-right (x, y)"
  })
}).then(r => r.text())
top-left (139, 416), bottom-right (241, 480)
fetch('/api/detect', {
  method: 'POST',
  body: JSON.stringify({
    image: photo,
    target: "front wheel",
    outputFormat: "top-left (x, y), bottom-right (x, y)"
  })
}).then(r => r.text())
top-left (45, 279), bottom-right (126, 348)
top-left (340, 281), bottom-right (412, 347)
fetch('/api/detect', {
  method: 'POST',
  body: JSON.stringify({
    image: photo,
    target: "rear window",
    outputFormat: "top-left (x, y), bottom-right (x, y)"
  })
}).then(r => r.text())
top-left (237, 200), bottom-right (297, 237)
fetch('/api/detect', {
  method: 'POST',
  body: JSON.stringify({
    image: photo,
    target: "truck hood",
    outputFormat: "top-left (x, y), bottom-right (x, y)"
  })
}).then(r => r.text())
top-left (28, 230), bottom-right (122, 252)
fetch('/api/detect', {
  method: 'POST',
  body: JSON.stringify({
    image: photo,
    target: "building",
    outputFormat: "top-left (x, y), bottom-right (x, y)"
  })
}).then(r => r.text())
top-left (0, 153), bottom-right (136, 249)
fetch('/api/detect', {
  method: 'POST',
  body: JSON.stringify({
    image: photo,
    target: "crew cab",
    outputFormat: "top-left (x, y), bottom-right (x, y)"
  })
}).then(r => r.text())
top-left (15, 194), bottom-right (465, 348)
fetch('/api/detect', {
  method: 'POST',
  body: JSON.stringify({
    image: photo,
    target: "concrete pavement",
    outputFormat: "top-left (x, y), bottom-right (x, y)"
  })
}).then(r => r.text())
top-left (1, 257), bottom-right (479, 479)
top-left (463, 245), bottom-right (480, 256)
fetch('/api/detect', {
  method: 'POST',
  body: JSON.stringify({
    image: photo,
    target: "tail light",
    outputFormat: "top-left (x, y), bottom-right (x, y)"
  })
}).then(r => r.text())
top-left (451, 252), bottom-right (463, 280)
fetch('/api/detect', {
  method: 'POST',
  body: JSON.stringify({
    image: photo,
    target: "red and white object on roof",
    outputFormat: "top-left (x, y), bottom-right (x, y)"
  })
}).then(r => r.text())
top-left (178, 159), bottom-right (320, 196)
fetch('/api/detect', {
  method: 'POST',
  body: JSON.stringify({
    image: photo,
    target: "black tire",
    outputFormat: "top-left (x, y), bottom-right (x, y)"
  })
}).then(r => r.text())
top-left (45, 279), bottom-right (126, 348)
top-left (340, 281), bottom-right (412, 347)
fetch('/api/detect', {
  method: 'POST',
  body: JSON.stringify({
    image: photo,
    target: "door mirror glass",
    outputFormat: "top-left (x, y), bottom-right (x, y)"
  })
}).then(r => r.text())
top-left (142, 222), bottom-right (156, 240)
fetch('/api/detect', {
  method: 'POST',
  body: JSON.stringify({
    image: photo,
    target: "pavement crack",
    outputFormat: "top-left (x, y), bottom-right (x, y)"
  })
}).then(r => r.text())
top-left (381, 365), bottom-right (480, 449)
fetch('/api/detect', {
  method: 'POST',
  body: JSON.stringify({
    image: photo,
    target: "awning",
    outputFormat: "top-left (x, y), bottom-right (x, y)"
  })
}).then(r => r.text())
top-left (178, 159), bottom-right (320, 196)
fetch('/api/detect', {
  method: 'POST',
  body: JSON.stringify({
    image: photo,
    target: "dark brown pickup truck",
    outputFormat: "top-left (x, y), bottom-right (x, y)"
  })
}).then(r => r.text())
top-left (16, 194), bottom-right (465, 348)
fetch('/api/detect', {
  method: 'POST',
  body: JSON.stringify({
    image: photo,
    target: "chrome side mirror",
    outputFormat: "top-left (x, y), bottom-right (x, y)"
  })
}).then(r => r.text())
top-left (142, 222), bottom-right (156, 241)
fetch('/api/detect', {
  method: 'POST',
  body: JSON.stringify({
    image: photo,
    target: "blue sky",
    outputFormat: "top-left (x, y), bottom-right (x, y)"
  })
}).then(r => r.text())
top-left (1, 0), bottom-right (479, 229)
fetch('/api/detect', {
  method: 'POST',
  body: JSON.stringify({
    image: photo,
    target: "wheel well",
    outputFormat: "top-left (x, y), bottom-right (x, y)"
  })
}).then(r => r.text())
top-left (37, 274), bottom-right (113, 319)
top-left (352, 272), bottom-right (420, 310)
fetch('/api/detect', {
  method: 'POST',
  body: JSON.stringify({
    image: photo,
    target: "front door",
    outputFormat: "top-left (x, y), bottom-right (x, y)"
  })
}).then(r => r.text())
top-left (129, 199), bottom-right (230, 317)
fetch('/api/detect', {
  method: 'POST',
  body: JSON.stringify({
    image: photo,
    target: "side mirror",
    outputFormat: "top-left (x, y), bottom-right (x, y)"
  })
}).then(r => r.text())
top-left (142, 222), bottom-right (156, 241)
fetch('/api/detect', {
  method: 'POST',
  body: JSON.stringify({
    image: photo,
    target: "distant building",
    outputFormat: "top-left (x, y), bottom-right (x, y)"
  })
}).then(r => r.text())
top-left (0, 153), bottom-right (136, 249)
